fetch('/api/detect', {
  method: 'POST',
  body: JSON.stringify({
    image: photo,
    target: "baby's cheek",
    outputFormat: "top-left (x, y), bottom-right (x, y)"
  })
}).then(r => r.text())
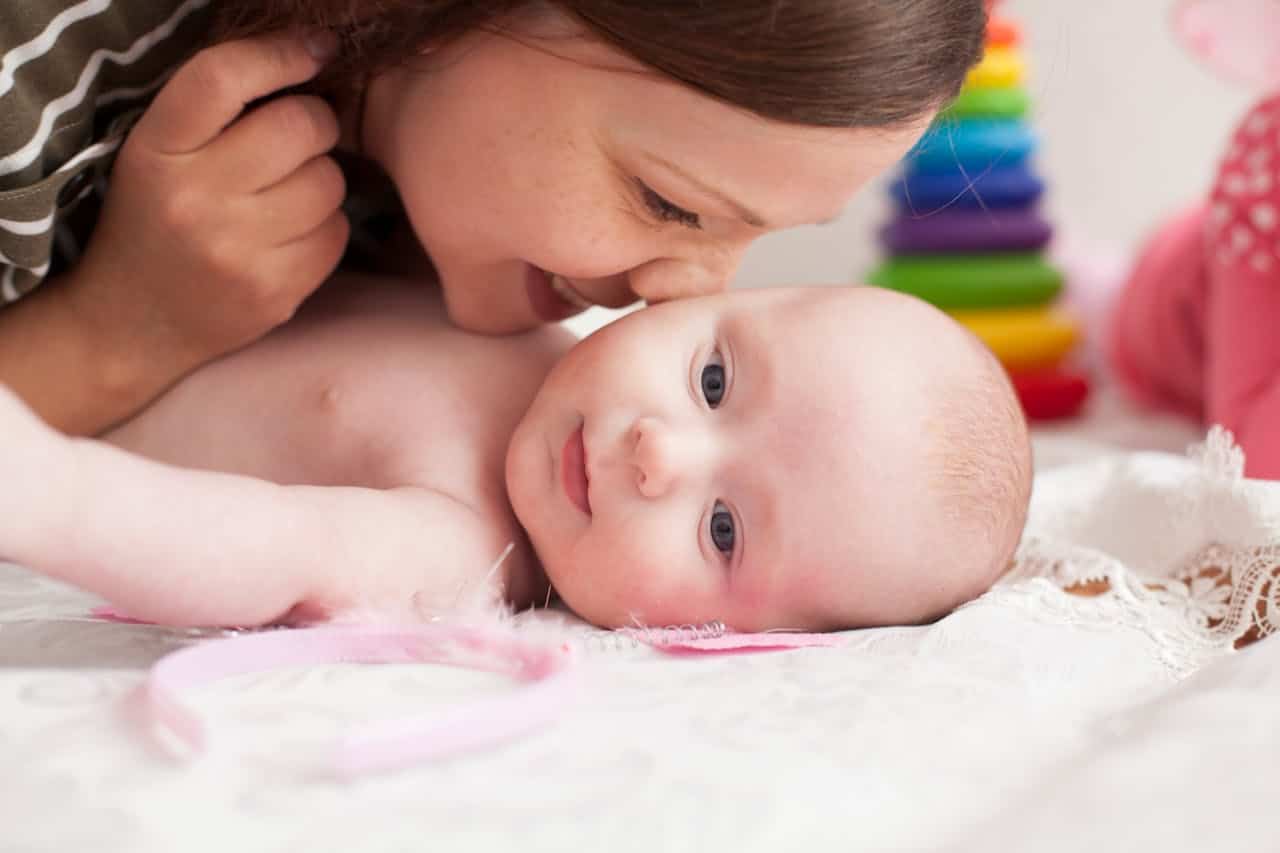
top-left (586, 536), bottom-right (712, 627)
top-left (726, 573), bottom-right (773, 621)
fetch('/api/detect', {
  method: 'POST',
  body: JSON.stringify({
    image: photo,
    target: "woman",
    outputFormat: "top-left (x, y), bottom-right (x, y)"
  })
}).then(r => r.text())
top-left (0, 0), bottom-right (986, 434)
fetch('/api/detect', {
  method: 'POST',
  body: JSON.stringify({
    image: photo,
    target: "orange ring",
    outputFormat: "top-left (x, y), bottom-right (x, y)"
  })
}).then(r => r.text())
top-left (987, 15), bottom-right (1022, 47)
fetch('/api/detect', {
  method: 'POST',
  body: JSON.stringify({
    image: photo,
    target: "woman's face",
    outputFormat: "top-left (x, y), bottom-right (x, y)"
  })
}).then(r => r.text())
top-left (362, 10), bottom-right (929, 333)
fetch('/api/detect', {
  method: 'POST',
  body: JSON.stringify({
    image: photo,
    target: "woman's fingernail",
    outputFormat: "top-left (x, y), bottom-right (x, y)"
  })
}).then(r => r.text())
top-left (305, 30), bottom-right (339, 62)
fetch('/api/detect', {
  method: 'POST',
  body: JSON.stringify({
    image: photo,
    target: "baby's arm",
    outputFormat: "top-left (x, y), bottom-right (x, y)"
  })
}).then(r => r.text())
top-left (0, 386), bottom-right (507, 626)
top-left (1203, 96), bottom-right (1280, 478)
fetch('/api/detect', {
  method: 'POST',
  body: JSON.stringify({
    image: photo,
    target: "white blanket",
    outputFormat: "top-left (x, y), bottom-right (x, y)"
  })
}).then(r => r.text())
top-left (1, 387), bottom-right (1277, 853)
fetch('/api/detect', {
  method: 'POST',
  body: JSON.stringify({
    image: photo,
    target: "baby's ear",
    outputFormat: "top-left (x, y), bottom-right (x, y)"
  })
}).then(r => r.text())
top-left (1173, 0), bottom-right (1280, 89)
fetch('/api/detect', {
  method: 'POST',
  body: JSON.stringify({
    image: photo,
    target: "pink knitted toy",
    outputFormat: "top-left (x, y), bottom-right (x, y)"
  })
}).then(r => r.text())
top-left (1110, 0), bottom-right (1280, 478)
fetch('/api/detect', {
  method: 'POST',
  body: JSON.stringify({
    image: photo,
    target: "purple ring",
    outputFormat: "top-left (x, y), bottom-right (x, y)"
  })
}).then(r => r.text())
top-left (881, 209), bottom-right (1052, 254)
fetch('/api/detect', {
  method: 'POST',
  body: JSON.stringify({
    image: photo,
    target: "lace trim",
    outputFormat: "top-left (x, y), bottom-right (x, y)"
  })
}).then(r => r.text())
top-left (998, 540), bottom-right (1279, 674)
top-left (987, 427), bottom-right (1278, 678)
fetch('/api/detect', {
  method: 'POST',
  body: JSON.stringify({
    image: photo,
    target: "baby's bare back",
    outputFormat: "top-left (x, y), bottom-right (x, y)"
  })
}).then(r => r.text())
top-left (106, 272), bottom-right (571, 533)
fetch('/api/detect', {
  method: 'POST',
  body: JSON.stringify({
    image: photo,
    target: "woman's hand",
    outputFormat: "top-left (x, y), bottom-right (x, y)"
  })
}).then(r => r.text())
top-left (69, 31), bottom-right (350, 400)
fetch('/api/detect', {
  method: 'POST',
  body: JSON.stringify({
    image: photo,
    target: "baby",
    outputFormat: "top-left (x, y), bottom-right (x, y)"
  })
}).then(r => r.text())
top-left (0, 275), bottom-right (1031, 631)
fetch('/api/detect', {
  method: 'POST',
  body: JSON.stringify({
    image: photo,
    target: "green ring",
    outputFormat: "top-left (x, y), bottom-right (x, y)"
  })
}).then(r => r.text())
top-left (868, 253), bottom-right (1062, 309)
top-left (941, 86), bottom-right (1031, 120)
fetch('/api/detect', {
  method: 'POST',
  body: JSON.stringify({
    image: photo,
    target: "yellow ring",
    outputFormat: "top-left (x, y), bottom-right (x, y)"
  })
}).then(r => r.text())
top-left (951, 306), bottom-right (1080, 370)
top-left (965, 46), bottom-right (1026, 90)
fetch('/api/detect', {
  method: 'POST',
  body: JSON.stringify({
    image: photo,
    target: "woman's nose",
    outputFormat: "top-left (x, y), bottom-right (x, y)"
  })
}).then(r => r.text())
top-left (628, 248), bottom-right (744, 304)
top-left (629, 416), bottom-right (690, 498)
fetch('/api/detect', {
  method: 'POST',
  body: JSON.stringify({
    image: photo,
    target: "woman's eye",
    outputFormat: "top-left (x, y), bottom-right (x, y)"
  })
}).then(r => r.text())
top-left (710, 501), bottom-right (735, 554)
top-left (637, 180), bottom-right (701, 230)
top-left (701, 352), bottom-right (726, 408)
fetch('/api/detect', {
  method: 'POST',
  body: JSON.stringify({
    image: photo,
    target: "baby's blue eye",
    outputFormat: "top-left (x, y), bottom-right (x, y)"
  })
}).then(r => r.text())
top-left (710, 502), bottom-right (735, 553)
top-left (701, 359), bottom-right (726, 408)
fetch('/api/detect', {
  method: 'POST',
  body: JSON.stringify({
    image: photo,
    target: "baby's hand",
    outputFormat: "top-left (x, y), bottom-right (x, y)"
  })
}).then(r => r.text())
top-left (69, 32), bottom-right (350, 388)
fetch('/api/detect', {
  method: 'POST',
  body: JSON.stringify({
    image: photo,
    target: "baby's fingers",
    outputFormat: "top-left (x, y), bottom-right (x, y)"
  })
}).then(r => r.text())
top-left (132, 31), bottom-right (334, 155)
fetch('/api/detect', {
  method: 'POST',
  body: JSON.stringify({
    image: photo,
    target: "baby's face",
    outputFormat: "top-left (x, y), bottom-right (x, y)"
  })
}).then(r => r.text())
top-left (506, 287), bottom-right (989, 631)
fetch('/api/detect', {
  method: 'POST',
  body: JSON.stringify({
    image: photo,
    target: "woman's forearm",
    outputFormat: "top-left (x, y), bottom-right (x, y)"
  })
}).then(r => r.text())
top-left (0, 275), bottom-right (152, 435)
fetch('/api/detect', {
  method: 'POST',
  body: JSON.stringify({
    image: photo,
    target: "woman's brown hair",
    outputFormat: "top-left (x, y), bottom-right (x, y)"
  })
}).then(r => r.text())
top-left (214, 0), bottom-right (986, 128)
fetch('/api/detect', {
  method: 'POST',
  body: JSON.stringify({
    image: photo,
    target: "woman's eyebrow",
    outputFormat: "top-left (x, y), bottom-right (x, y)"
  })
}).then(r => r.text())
top-left (639, 151), bottom-right (770, 228)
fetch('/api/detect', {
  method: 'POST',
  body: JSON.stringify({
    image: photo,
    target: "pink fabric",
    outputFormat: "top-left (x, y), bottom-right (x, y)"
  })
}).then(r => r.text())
top-left (91, 605), bottom-right (149, 624)
top-left (120, 609), bottom-right (846, 776)
top-left (1203, 94), bottom-right (1280, 477)
top-left (1111, 94), bottom-right (1280, 478)
top-left (651, 632), bottom-right (841, 654)
top-left (1109, 203), bottom-right (1210, 421)
top-left (1174, 0), bottom-right (1280, 89)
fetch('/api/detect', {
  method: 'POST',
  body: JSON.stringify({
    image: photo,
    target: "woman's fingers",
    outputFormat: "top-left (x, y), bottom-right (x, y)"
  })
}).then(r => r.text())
top-left (131, 31), bottom-right (330, 155)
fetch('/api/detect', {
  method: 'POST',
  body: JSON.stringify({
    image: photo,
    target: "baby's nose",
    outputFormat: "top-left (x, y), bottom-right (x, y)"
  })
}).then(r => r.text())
top-left (629, 416), bottom-right (691, 498)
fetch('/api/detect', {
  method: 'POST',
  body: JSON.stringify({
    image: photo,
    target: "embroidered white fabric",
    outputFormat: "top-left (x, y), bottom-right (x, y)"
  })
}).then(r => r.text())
top-left (998, 425), bottom-right (1280, 678)
top-left (1, 387), bottom-right (1278, 852)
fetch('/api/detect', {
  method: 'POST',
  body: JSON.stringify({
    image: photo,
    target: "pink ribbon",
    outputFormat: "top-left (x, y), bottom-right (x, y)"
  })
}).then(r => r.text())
top-left (98, 607), bottom-right (842, 777)
top-left (139, 623), bottom-right (577, 779)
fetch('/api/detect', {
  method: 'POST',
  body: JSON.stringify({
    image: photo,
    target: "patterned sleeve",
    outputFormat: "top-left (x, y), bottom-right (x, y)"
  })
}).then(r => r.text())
top-left (0, 0), bottom-right (210, 306)
top-left (1203, 94), bottom-right (1280, 477)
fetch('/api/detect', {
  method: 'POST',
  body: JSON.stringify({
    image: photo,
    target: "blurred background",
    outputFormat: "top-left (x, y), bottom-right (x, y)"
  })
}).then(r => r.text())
top-left (736, 0), bottom-right (1255, 288)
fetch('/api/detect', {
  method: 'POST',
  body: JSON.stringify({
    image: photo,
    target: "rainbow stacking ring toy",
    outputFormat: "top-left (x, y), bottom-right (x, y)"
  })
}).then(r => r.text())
top-left (1011, 368), bottom-right (1091, 420)
top-left (880, 209), bottom-right (1052, 254)
top-left (907, 119), bottom-right (1036, 173)
top-left (950, 306), bottom-right (1080, 371)
top-left (869, 253), bottom-right (1062, 309)
top-left (870, 10), bottom-right (1093, 422)
top-left (890, 165), bottom-right (1045, 213)
top-left (942, 86), bottom-right (1031, 120)
top-left (965, 45), bottom-right (1025, 89)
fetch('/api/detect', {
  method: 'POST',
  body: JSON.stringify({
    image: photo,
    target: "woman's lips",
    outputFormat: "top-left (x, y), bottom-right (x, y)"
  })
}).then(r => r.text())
top-left (526, 266), bottom-right (589, 323)
top-left (561, 424), bottom-right (591, 516)
top-left (549, 274), bottom-right (594, 310)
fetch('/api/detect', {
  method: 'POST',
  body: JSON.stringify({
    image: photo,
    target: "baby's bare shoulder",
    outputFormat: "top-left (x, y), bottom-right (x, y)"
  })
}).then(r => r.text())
top-left (107, 275), bottom-right (571, 494)
top-left (309, 281), bottom-right (571, 484)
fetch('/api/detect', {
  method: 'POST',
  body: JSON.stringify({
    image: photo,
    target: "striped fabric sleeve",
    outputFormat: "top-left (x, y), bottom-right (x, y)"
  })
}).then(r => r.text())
top-left (0, 0), bottom-right (211, 305)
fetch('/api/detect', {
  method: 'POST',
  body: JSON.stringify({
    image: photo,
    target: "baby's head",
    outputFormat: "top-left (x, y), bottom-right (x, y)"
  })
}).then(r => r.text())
top-left (506, 286), bottom-right (1031, 631)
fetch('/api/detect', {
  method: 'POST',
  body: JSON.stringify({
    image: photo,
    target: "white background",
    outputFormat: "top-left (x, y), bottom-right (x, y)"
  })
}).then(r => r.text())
top-left (735, 0), bottom-right (1257, 288)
